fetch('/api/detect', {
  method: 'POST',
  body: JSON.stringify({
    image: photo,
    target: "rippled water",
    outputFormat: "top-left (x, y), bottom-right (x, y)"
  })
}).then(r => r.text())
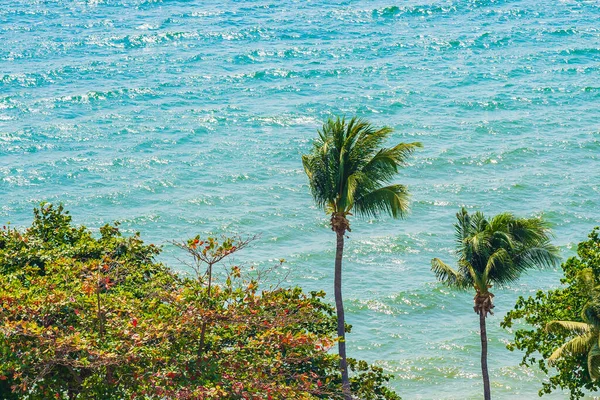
top-left (2, 0), bottom-right (600, 398)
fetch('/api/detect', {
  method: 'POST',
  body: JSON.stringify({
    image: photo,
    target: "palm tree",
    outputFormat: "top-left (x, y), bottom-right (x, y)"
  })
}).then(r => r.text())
top-left (547, 268), bottom-right (600, 380)
top-left (302, 116), bottom-right (421, 399)
top-left (431, 208), bottom-right (559, 400)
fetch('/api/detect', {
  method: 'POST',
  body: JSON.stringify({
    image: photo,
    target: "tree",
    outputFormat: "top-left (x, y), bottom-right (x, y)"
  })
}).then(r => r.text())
top-left (172, 234), bottom-right (256, 358)
top-left (0, 203), bottom-right (401, 399)
top-left (431, 208), bottom-right (559, 400)
top-left (503, 228), bottom-right (600, 399)
top-left (302, 116), bottom-right (421, 398)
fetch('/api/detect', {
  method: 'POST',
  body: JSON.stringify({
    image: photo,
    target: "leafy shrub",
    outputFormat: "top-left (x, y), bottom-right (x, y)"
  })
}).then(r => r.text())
top-left (0, 204), bottom-right (399, 400)
top-left (503, 228), bottom-right (600, 399)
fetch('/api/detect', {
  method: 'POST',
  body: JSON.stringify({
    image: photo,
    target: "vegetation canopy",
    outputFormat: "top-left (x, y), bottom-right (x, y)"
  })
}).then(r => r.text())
top-left (302, 116), bottom-right (422, 221)
top-left (0, 204), bottom-right (400, 400)
top-left (432, 209), bottom-right (559, 297)
top-left (503, 228), bottom-right (600, 399)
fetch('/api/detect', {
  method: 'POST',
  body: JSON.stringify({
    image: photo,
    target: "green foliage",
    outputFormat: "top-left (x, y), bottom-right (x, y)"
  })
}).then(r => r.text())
top-left (0, 204), bottom-right (400, 399)
top-left (302, 116), bottom-right (421, 218)
top-left (349, 360), bottom-right (401, 400)
top-left (432, 208), bottom-right (560, 297)
top-left (502, 228), bottom-right (600, 399)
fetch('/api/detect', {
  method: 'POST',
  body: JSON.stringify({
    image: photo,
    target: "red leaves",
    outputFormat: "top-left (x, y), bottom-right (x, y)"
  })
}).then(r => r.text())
top-left (1, 221), bottom-right (356, 400)
top-left (104, 277), bottom-right (113, 290)
top-left (82, 282), bottom-right (95, 296)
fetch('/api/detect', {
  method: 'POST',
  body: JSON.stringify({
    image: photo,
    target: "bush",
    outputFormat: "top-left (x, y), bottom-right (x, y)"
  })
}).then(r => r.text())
top-left (0, 204), bottom-right (399, 400)
top-left (502, 228), bottom-right (600, 399)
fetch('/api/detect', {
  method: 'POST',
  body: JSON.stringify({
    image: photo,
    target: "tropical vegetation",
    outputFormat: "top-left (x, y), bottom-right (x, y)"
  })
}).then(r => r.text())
top-left (302, 116), bottom-right (421, 399)
top-left (503, 228), bottom-right (600, 399)
top-left (0, 203), bottom-right (400, 400)
top-left (431, 208), bottom-right (560, 400)
top-left (546, 284), bottom-right (600, 379)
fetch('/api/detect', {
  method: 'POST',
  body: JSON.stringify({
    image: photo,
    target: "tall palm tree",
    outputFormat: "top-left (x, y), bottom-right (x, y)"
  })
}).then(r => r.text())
top-left (302, 116), bottom-right (421, 399)
top-left (547, 268), bottom-right (600, 380)
top-left (431, 208), bottom-right (559, 400)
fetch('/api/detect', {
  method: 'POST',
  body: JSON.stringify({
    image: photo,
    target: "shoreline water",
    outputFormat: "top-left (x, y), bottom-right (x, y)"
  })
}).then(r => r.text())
top-left (2, 0), bottom-right (600, 397)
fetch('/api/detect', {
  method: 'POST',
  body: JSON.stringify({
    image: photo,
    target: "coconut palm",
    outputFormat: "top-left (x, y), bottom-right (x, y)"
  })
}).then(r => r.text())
top-left (547, 268), bottom-right (600, 380)
top-left (302, 116), bottom-right (421, 399)
top-left (431, 208), bottom-right (559, 400)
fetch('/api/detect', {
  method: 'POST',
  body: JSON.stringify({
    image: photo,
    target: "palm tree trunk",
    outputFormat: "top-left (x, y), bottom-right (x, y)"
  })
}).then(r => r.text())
top-left (335, 230), bottom-right (351, 400)
top-left (479, 312), bottom-right (491, 400)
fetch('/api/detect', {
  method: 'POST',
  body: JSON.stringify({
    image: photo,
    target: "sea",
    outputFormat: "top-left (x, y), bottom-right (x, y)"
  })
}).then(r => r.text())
top-left (1, 0), bottom-right (599, 398)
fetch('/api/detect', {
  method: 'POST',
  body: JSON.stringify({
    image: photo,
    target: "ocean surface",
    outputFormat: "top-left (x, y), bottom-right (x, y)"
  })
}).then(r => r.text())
top-left (1, 0), bottom-right (599, 398)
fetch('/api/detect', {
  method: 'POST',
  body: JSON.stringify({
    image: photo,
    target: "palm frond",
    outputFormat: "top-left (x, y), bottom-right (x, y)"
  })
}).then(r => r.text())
top-left (360, 142), bottom-right (422, 183)
top-left (301, 154), bottom-right (313, 179)
top-left (583, 303), bottom-right (600, 328)
top-left (303, 116), bottom-right (420, 218)
top-left (549, 332), bottom-right (595, 364)
top-left (431, 258), bottom-right (470, 289)
top-left (482, 248), bottom-right (516, 285)
top-left (588, 343), bottom-right (600, 380)
top-left (545, 320), bottom-right (592, 335)
top-left (508, 217), bottom-right (553, 246)
top-left (343, 117), bottom-right (372, 158)
top-left (448, 208), bottom-right (559, 289)
top-left (454, 208), bottom-right (472, 244)
top-left (467, 230), bottom-right (491, 260)
top-left (515, 242), bottom-right (560, 271)
top-left (470, 211), bottom-right (489, 235)
top-left (342, 172), bottom-right (362, 212)
top-left (302, 151), bottom-right (335, 210)
top-left (352, 125), bottom-right (394, 163)
top-left (487, 212), bottom-right (515, 234)
top-left (353, 184), bottom-right (409, 219)
top-left (457, 259), bottom-right (479, 288)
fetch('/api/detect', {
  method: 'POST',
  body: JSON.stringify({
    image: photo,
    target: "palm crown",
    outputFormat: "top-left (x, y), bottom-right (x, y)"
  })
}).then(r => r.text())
top-left (302, 117), bottom-right (422, 220)
top-left (432, 208), bottom-right (560, 297)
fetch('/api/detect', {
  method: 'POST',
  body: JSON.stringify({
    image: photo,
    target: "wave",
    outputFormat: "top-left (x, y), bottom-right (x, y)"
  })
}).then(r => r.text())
top-left (0, 63), bottom-right (108, 88)
top-left (372, 5), bottom-right (457, 18)
top-left (558, 47), bottom-right (600, 56)
top-left (371, 0), bottom-right (515, 19)
top-left (45, 87), bottom-right (158, 106)
top-left (231, 47), bottom-right (323, 64)
top-left (3, 27), bottom-right (276, 61)
top-left (545, 28), bottom-right (579, 36)
top-left (90, 31), bottom-right (197, 49)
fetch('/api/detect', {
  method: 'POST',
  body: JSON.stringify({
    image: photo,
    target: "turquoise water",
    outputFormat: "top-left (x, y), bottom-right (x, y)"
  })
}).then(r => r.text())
top-left (2, 0), bottom-right (600, 398)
